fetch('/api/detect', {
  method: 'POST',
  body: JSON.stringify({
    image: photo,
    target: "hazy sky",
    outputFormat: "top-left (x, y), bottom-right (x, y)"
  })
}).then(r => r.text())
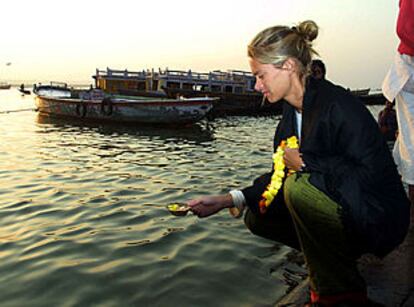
top-left (0, 0), bottom-right (400, 89)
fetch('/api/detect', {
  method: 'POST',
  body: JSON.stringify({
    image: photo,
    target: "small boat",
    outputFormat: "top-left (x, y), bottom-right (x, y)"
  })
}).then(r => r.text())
top-left (0, 82), bottom-right (11, 90)
top-left (19, 84), bottom-right (31, 95)
top-left (35, 88), bottom-right (217, 125)
top-left (19, 89), bottom-right (31, 95)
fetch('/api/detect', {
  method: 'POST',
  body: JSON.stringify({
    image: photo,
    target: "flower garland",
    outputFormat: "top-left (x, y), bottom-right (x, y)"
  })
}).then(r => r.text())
top-left (259, 136), bottom-right (299, 214)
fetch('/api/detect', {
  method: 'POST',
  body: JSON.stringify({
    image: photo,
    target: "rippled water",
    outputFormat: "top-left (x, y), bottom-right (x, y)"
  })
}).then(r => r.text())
top-left (0, 89), bottom-right (383, 307)
top-left (0, 89), bottom-right (297, 307)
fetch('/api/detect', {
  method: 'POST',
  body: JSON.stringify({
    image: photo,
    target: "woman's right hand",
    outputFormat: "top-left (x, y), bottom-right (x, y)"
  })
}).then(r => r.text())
top-left (187, 194), bottom-right (234, 218)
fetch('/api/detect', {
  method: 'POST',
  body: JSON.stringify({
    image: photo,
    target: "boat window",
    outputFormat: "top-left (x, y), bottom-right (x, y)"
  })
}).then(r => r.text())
top-left (168, 82), bottom-right (181, 89)
top-left (234, 87), bottom-right (243, 94)
top-left (224, 85), bottom-right (233, 93)
top-left (211, 85), bottom-right (221, 92)
top-left (151, 80), bottom-right (158, 91)
top-left (127, 80), bottom-right (137, 89)
top-left (137, 82), bottom-right (146, 90)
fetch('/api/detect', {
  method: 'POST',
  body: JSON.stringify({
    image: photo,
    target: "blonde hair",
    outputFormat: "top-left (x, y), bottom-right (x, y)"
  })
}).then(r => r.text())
top-left (248, 20), bottom-right (319, 78)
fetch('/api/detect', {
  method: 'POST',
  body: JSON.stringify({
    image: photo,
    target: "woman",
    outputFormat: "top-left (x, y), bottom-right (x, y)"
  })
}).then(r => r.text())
top-left (188, 20), bottom-right (410, 306)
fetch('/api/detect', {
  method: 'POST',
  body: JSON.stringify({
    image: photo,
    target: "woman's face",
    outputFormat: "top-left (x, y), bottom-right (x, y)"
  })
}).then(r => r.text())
top-left (249, 57), bottom-right (291, 103)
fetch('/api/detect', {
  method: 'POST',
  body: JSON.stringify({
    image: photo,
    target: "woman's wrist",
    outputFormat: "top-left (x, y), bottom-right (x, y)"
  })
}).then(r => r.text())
top-left (223, 193), bottom-right (235, 208)
top-left (228, 190), bottom-right (246, 218)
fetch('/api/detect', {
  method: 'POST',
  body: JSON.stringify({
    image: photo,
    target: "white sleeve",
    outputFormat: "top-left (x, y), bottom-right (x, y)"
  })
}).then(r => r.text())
top-left (229, 190), bottom-right (246, 218)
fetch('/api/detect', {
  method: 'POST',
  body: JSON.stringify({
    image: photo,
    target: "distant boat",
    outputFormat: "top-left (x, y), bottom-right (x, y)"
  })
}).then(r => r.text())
top-left (35, 87), bottom-right (217, 125)
top-left (19, 89), bottom-right (31, 95)
top-left (19, 84), bottom-right (31, 95)
top-left (350, 88), bottom-right (370, 96)
top-left (0, 82), bottom-right (11, 90)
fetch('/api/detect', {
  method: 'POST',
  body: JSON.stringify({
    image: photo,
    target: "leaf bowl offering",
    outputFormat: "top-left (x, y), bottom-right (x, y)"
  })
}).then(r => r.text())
top-left (166, 203), bottom-right (191, 216)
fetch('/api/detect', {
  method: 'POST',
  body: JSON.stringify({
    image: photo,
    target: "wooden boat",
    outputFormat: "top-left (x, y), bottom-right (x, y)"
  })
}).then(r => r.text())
top-left (162, 86), bottom-right (283, 116)
top-left (0, 82), bottom-right (11, 90)
top-left (93, 67), bottom-right (283, 116)
top-left (35, 89), bottom-right (217, 125)
top-left (33, 81), bottom-right (72, 97)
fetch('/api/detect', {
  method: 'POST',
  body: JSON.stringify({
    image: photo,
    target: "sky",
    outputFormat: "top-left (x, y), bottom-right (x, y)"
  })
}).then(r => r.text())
top-left (0, 0), bottom-right (400, 90)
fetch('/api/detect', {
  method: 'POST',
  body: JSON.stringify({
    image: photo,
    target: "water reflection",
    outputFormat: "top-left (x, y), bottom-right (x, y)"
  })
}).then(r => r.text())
top-left (35, 114), bottom-right (215, 144)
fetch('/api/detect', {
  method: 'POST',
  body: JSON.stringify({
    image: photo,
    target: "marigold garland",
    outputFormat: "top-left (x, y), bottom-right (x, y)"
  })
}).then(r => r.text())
top-left (259, 136), bottom-right (299, 214)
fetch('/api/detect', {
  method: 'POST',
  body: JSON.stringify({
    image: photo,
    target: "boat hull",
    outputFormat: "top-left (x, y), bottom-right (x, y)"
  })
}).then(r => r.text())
top-left (163, 87), bottom-right (282, 116)
top-left (35, 96), bottom-right (215, 125)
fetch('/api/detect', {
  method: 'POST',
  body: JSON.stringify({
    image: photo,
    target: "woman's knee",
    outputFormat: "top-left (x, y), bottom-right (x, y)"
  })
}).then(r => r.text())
top-left (244, 208), bottom-right (300, 248)
top-left (244, 208), bottom-right (263, 236)
top-left (244, 208), bottom-right (280, 241)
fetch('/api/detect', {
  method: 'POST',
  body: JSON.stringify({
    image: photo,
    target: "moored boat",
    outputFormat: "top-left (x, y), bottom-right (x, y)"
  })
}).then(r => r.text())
top-left (162, 86), bottom-right (283, 116)
top-left (93, 67), bottom-right (283, 116)
top-left (351, 88), bottom-right (370, 96)
top-left (35, 89), bottom-right (217, 125)
top-left (33, 81), bottom-right (72, 97)
top-left (0, 82), bottom-right (11, 90)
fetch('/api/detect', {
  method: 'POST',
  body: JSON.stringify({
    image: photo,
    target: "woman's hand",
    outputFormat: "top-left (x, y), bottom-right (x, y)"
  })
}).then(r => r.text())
top-left (283, 148), bottom-right (303, 171)
top-left (187, 194), bottom-right (233, 218)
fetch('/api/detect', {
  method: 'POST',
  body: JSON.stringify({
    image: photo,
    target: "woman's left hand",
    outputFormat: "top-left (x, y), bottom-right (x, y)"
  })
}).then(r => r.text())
top-left (283, 148), bottom-right (303, 171)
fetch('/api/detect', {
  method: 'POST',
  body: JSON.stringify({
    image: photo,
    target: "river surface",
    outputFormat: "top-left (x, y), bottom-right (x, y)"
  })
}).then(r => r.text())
top-left (0, 88), bottom-right (383, 307)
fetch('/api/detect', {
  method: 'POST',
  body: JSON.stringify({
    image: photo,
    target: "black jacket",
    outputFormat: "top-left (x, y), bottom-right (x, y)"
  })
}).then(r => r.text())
top-left (242, 78), bottom-right (410, 257)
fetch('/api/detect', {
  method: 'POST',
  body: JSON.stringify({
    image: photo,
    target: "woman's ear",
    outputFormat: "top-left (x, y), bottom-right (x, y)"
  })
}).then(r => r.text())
top-left (282, 58), bottom-right (297, 73)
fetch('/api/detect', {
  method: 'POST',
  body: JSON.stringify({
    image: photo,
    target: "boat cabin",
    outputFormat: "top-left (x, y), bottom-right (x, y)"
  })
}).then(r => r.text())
top-left (93, 68), bottom-right (257, 96)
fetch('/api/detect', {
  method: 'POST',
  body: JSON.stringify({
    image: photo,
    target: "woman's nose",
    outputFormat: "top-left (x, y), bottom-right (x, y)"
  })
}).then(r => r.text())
top-left (254, 79), bottom-right (263, 92)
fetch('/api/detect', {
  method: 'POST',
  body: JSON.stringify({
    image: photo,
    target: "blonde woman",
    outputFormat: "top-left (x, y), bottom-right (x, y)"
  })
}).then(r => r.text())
top-left (188, 21), bottom-right (410, 306)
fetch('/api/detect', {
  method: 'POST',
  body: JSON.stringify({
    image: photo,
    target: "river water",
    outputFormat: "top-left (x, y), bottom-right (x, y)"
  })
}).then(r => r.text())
top-left (0, 89), bottom-right (383, 307)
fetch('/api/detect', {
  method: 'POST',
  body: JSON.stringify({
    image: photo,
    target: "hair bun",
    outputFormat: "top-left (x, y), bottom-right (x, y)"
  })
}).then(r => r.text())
top-left (295, 20), bottom-right (318, 42)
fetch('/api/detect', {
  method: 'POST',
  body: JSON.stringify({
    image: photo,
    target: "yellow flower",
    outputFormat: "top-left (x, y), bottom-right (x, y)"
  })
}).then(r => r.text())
top-left (287, 136), bottom-right (299, 148)
top-left (259, 136), bottom-right (299, 214)
top-left (273, 169), bottom-right (285, 178)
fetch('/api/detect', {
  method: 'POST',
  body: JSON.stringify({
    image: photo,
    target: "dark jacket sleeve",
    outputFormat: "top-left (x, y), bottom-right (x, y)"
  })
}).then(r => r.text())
top-left (241, 172), bottom-right (272, 214)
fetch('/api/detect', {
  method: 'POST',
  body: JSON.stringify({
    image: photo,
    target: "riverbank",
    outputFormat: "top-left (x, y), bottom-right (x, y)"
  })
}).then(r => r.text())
top-left (275, 224), bottom-right (414, 306)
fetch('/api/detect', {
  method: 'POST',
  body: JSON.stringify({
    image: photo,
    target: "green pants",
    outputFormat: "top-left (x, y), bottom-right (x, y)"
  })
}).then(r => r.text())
top-left (244, 173), bottom-right (366, 296)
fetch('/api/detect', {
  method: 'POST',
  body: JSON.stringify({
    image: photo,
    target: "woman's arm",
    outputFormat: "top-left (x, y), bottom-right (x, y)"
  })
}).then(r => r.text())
top-left (188, 194), bottom-right (234, 218)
